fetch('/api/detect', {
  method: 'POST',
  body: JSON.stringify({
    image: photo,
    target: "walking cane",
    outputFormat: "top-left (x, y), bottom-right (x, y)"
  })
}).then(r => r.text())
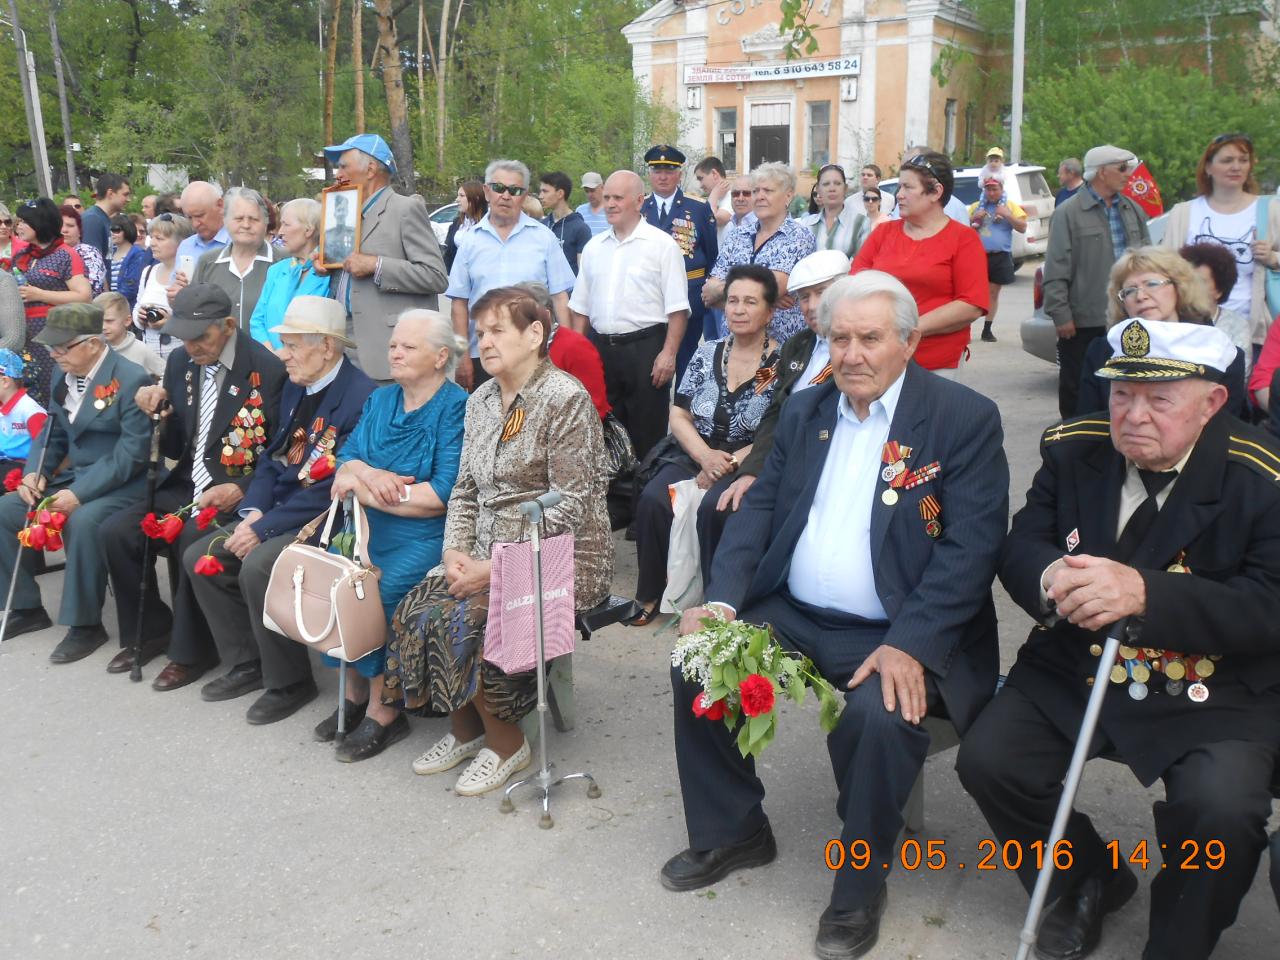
top-left (1014, 617), bottom-right (1129, 960)
top-left (499, 490), bottom-right (602, 828)
top-left (0, 419), bottom-right (53, 643)
top-left (130, 406), bottom-right (168, 682)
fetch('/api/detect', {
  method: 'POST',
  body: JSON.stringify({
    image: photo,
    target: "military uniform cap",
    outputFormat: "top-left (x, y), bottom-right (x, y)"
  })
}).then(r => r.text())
top-left (34, 302), bottom-right (104, 347)
top-left (1097, 318), bottom-right (1235, 384)
top-left (645, 145), bottom-right (686, 167)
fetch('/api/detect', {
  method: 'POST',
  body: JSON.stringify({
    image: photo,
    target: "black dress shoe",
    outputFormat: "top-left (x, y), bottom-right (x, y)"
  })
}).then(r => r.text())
top-left (659, 821), bottom-right (777, 891)
top-left (1, 606), bottom-right (52, 641)
top-left (1034, 865), bottom-right (1138, 960)
top-left (815, 885), bottom-right (888, 960)
top-left (48, 624), bottom-right (109, 663)
top-left (200, 660), bottom-right (264, 702)
top-left (246, 680), bottom-right (319, 725)
top-left (314, 699), bottom-right (368, 742)
top-left (334, 713), bottom-right (410, 762)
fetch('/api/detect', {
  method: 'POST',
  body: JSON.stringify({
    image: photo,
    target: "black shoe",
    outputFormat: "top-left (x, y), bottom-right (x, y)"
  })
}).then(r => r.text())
top-left (48, 624), bottom-right (109, 663)
top-left (659, 821), bottom-right (777, 891)
top-left (1, 606), bottom-right (52, 641)
top-left (334, 713), bottom-right (410, 763)
top-left (1034, 864), bottom-right (1138, 960)
top-left (314, 699), bottom-right (368, 742)
top-left (245, 680), bottom-right (319, 725)
top-left (815, 886), bottom-right (887, 960)
top-left (200, 660), bottom-right (264, 702)
top-left (981, 325), bottom-right (998, 342)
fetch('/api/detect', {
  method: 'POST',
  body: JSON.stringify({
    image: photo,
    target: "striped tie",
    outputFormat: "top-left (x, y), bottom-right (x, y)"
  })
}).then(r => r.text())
top-left (192, 363), bottom-right (220, 495)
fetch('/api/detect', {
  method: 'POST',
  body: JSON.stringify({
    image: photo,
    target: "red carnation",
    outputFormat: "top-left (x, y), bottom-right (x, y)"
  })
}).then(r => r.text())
top-left (44, 530), bottom-right (63, 552)
top-left (309, 455), bottom-right (336, 481)
top-left (739, 673), bottom-right (776, 718)
top-left (691, 691), bottom-right (727, 722)
top-left (140, 512), bottom-right (163, 538)
top-left (195, 506), bottom-right (219, 531)
top-left (3, 468), bottom-right (21, 492)
top-left (157, 514), bottom-right (184, 543)
top-left (193, 553), bottom-right (224, 576)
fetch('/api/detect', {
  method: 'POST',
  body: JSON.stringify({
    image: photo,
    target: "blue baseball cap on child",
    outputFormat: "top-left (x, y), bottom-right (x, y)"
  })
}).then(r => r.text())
top-left (323, 134), bottom-right (397, 175)
top-left (0, 348), bottom-right (25, 379)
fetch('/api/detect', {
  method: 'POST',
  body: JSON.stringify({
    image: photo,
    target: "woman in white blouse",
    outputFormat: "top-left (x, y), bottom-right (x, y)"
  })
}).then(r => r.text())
top-left (802, 164), bottom-right (868, 260)
top-left (131, 213), bottom-right (195, 363)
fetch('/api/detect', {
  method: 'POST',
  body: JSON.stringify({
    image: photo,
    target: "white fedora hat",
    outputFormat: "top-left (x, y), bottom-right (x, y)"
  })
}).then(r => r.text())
top-left (269, 295), bottom-right (355, 348)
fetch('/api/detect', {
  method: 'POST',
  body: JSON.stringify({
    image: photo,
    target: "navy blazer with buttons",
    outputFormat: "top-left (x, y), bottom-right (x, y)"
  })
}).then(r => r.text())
top-left (708, 361), bottom-right (1009, 733)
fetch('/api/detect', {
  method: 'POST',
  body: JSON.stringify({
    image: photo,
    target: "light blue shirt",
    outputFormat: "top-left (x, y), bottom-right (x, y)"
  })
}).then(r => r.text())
top-left (575, 201), bottom-right (609, 236)
top-left (249, 257), bottom-right (332, 349)
top-left (797, 336), bottom-right (830, 389)
top-left (446, 213), bottom-right (575, 357)
top-left (176, 227), bottom-right (230, 266)
top-left (787, 369), bottom-right (906, 619)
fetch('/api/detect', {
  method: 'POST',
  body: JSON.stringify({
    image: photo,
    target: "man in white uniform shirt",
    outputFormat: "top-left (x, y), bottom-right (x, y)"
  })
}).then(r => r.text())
top-left (569, 170), bottom-right (689, 460)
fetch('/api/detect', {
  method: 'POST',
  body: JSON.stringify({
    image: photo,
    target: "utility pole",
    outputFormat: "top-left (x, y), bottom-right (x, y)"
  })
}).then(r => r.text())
top-left (1010, 0), bottom-right (1026, 163)
top-left (7, 1), bottom-right (53, 196)
top-left (49, 5), bottom-right (77, 192)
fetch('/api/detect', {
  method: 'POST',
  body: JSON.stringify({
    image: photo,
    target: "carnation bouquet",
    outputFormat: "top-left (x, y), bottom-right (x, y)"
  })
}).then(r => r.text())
top-left (672, 614), bottom-right (844, 759)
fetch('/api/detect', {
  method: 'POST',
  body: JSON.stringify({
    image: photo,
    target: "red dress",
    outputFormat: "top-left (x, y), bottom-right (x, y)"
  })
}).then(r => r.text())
top-left (11, 239), bottom-right (86, 407)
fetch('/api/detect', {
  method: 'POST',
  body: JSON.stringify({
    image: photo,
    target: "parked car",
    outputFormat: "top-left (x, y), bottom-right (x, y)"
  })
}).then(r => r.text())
top-left (428, 201), bottom-right (458, 247)
top-left (879, 164), bottom-right (1056, 263)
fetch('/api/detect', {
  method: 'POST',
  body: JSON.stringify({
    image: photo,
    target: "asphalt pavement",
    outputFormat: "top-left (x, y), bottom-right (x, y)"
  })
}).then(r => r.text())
top-left (2, 266), bottom-right (1277, 959)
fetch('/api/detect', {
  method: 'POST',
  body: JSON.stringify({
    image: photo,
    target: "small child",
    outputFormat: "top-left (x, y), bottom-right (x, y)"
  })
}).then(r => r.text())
top-left (95, 292), bottom-right (165, 379)
top-left (0, 348), bottom-right (48, 476)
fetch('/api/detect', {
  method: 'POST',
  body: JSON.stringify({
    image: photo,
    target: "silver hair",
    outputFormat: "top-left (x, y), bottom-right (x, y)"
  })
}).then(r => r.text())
top-left (224, 186), bottom-right (270, 223)
top-left (396, 308), bottom-right (467, 378)
top-left (281, 197), bottom-right (321, 238)
top-left (752, 161), bottom-right (797, 195)
top-left (346, 150), bottom-right (390, 178)
top-left (1059, 157), bottom-right (1083, 177)
top-left (484, 158), bottom-right (531, 188)
top-left (817, 271), bottom-right (919, 342)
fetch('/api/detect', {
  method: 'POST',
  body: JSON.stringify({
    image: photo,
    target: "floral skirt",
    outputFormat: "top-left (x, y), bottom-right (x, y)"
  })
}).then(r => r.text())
top-left (382, 572), bottom-right (537, 724)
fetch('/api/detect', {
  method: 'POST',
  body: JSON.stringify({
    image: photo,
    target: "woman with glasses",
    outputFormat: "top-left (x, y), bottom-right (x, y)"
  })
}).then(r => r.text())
top-left (13, 199), bottom-right (92, 406)
top-left (0, 202), bottom-right (17, 261)
top-left (802, 164), bottom-right (869, 260)
top-left (861, 187), bottom-right (890, 231)
top-left (1076, 246), bottom-right (1246, 415)
top-left (132, 213), bottom-right (194, 364)
top-left (60, 205), bottom-right (107, 297)
top-left (851, 150), bottom-right (988, 378)
top-left (1160, 133), bottom-right (1280, 354)
top-left (108, 215), bottom-right (148, 307)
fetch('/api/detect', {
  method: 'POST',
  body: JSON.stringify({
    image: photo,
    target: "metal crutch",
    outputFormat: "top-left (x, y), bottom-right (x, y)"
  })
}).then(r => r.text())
top-left (131, 407), bottom-right (168, 681)
top-left (0, 419), bottom-right (53, 643)
top-left (499, 490), bottom-right (602, 828)
top-left (1014, 617), bottom-right (1129, 960)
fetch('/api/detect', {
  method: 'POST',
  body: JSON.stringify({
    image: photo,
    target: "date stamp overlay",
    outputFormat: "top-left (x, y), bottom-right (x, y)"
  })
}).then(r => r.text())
top-left (823, 838), bottom-right (1226, 873)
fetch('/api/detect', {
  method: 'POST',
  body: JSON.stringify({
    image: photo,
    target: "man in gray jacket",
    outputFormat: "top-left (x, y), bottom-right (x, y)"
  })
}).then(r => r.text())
top-left (1043, 144), bottom-right (1150, 417)
top-left (320, 134), bottom-right (448, 382)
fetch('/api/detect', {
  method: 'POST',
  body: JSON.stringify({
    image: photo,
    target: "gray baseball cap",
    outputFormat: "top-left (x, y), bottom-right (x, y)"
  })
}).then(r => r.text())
top-left (167, 283), bottom-right (234, 340)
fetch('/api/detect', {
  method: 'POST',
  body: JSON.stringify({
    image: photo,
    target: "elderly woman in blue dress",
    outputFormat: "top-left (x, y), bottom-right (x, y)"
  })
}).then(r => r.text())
top-left (317, 308), bottom-right (468, 762)
top-left (629, 264), bottom-right (783, 625)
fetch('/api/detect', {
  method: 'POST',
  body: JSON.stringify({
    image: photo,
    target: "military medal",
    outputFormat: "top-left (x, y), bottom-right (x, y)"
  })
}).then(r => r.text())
top-left (1187, 682), bottom-right (1209, 703)
top-left (1165, 678), bottom-right (1184, 696)
top-left (880, 442), bottom-right (912, 494)
top-left (901, 461), bottom-right (941, 490)
top-left (94, 398), bottom-right (106, 410)
top-left (1166, 550), bottom-right (1190, 574)
top-left (881, 489), bottom-right (898, 506)
top-left (918, 495), bottom-right (942, 539)
top-left (1128, 682), bottom-right (1148, 701)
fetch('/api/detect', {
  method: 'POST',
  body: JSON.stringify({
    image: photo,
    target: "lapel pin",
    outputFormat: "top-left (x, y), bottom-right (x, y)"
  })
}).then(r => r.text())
top-left (818, 429), bottom-right (829, 441)
top-left (1066, 528), bottom-right (1080, 552)
top-left (229, 385), bottom-right (240, 397)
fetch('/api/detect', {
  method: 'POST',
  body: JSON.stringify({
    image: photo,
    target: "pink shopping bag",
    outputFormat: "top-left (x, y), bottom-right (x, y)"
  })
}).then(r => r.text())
top-left (484, 533), bottom-right (576, 674)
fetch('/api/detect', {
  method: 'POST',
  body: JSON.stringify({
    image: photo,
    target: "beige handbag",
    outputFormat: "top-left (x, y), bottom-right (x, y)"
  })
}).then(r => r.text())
top-left (262, 497), bottom-right (386, 661)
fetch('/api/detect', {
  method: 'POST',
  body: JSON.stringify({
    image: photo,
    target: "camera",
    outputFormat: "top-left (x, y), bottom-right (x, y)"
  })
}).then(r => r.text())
top-left (139, 306), bottom-right (165, 327)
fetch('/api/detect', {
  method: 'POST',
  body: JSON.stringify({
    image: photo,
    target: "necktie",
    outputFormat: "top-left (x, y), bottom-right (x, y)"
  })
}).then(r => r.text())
top-left (660, 201), bottom-right (668, 221)
top-left (1114, 468), bottom-right (1177, 561)
top-left (192, 363), bottom-right (220, 495)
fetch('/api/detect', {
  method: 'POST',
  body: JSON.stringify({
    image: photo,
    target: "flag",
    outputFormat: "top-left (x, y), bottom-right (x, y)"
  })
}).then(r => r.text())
top-left (1123, 162), bottom-right (1164, 218)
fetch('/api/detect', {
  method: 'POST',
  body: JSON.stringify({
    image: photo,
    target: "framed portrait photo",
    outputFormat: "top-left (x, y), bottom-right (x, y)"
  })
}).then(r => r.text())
top-left (320, 184), bottom-right (362, 269)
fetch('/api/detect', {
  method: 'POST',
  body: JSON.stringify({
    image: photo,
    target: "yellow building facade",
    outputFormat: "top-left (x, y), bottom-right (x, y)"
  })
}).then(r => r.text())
top-left (623, 0), bottom-right (992, 179)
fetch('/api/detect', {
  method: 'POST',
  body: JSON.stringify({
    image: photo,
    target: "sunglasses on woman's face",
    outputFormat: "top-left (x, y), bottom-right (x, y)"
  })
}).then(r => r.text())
top-left (863, 196), bottom-right (880, 204)
top-left (110, 227), bottom-right (124, 233)
top-left (0, 219), bottom-right (11, 226)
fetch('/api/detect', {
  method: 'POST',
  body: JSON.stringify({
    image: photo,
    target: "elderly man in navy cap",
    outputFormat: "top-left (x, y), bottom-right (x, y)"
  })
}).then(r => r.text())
top-left (960, 318), bottom-right (1280, 960)
top-left (317, 133), bottom-right (448, 383)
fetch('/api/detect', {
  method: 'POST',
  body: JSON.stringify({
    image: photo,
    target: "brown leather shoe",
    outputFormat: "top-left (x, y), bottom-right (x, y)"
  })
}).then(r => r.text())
top-left (151, 659), bottom-right (215, 692)
top-left (106, 635), bottom-right (170, 675)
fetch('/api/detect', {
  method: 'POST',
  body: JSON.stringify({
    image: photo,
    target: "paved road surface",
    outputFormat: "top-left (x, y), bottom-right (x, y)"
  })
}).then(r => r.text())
top-left (2, 267), bottom-right (1277, 958)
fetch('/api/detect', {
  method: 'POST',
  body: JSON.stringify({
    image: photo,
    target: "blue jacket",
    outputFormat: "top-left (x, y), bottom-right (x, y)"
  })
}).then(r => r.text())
top-left (641, 188), bottom-right (718, 281)
top-left (248, 256), bottom-right (332, 349)
top-left (112, 244), bottom-right (150, 307)
top-left (241, 358), bottom-right (376, 540)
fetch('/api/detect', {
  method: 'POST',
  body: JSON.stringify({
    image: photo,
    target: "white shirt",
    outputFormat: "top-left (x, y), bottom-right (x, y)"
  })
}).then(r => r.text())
top-left (797, 336), bottom-right (831, 390)
top-left (652, 191), bottom-right (676, 219)
top-left (787, 370), bottom-right (906, 618)
top-left (569, 220), bottom-right (691, 334)
top-left (63, 345), bottom-right (110, 422)
top-left (1185, 196), bottom-right (1255, 320)
top-left (215, 242), bottom-right (274, 281)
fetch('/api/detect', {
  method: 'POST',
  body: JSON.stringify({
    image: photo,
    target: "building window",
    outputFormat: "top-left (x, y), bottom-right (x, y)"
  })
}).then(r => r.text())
top-left (807, 101), bottom-right (831, 169)
top-left (716, 108), bottom-right (738, 171)
top-left (750, 101), bottom-right (790, 167)
top-left (964, 103), bottom-right (977, 160)
top-left (944, 99), bottom-right (958, 155)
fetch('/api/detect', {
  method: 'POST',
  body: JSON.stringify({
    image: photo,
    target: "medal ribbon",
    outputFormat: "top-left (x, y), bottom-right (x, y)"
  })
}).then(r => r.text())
top-left (809, 362), bottom-right (832, 385)
top-left (500, 407), bottom-right (525, 443)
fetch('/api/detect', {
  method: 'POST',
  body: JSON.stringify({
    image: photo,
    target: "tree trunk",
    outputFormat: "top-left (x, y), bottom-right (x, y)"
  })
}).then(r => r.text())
top-left (434, 0), bottom-right (453, 178)
top-left (371, 0), bottom-right (414, 192)
top-left (417, 0), bottom-right (428, 173)
top-left (324, 0), bottom-right (340, 169)
top-left (353, 0), bottom-right (365, 133)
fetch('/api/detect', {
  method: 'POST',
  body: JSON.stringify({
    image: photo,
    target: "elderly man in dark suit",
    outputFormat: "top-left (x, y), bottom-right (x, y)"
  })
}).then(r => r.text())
top-left (185, 295), bottom-right (375, 723)
top-left (660, 271), bottom-right (1009, 959)
top-left (0, 303), bottom-right (152, 662)
top-left (958, 319), bottom-right (1280, 960)
top-left (99, 284), bottom-right (287, 687)
top-left (320, 134), bottom-right (448, 382)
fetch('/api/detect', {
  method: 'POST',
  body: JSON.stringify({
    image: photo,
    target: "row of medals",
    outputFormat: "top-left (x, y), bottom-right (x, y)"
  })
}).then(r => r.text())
top-left (1090, 639), bottom-right (1220, 703)
top-left (224, 412), bottom-right (266, 456)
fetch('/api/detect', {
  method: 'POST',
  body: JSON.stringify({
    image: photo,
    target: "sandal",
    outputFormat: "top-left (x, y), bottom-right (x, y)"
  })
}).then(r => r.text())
top-left (625, 603), bottom-right (660, 627)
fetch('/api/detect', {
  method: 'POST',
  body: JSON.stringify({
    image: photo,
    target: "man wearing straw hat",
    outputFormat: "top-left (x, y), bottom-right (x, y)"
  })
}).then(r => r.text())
top-left (185, 296), bottom-right (375, 724)
top-left (958, 318), bottom-right (1280, 960)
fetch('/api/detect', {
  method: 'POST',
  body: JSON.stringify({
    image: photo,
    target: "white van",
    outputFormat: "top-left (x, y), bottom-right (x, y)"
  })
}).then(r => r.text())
top-left (878, 163), bottom-right (1056, 263)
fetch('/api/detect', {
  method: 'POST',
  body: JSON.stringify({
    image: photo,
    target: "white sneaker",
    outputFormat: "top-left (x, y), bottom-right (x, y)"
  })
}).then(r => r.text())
top-left (412, 732), bottom-right (484, 776)
top-left (453, 741), bottom-right (532, 797)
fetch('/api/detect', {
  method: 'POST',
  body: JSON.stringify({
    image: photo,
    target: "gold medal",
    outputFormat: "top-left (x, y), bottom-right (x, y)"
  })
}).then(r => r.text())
top-left (1193, 657), bottom-right (1214, 678)
top-left (223, 445), bottom-right (234, 457)
top-left (881, 489), bottom-right (898, 506)
top-left (1131, 662), bottom-right (1151, 684)
top-left (1118, 645), bottom-right (1138, 660)
top-left (1164, 659), bottom-right (1186, 681)
top-left (1089, 643), bottom-right (1103, 657)
top-left (1110, 664), bottom-right (1128, 684)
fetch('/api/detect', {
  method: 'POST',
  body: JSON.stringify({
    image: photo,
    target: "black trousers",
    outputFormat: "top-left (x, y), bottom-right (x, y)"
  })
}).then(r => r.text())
top-left (470, 357), bottom-right (493, 391)
top-left (593, 325), bottom-right (669, 462)
top-left (675, 278), bottom-right (707, 386)
top-left (672, 590), bottom-right (940, 911)
top-left (1056, 326), bottom-right (1106, 420)
top-left (633, 462), bottom-right (734, 604)
top-left (100, 484), bottom-right (235, 662)
top-left (956, 683), bottom-right (1277, 960)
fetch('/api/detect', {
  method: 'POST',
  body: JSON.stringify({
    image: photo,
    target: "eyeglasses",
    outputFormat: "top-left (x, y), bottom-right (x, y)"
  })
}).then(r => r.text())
top-left (486, 182), bottom-right (527, 196)
top-left (0, 219), bottom-right (10, 226)
top-left (862, 196), bottom-right (880, 204)
top-left (1211, 132), bottom-right (1252, 148)
top-left (110, 226), bottom-right (124, 233)
top-left (901, 155), bottom-right (942, 179)
top-left (1117, 278), bottom-right (1174, 302)
top-left (817, 163), bottom-right (846, 179)
top-left (1112, 161), bottom-right (1136, 174)
top-left (49, 336), bottom-right (97, 356)
top-left (155, 213), bottom-right (175, 223)
top-left (731, 190), bottom-right (752, 198)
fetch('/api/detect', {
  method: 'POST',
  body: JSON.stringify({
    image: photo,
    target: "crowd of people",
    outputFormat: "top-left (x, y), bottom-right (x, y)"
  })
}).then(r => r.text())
top-left (2, 127), bottom-right (1279, 960)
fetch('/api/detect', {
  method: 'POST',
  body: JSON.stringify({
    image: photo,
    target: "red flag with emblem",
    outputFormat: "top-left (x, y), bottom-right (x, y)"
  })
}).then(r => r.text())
top-left (1123, 162), bottom-right (1164, 218)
